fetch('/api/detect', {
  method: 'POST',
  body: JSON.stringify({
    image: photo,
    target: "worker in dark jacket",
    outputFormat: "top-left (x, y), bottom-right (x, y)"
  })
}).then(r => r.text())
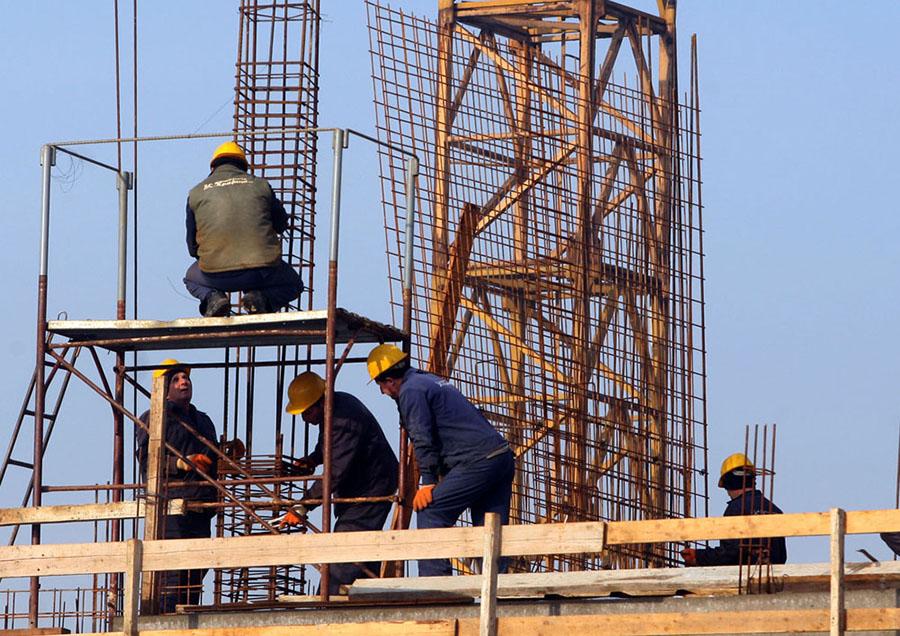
top-left (682, 453), bottom-right (787, 567)
top-left (136, 359), bottom-right (219, 612)
top-left (279, 371), bottom-right (399, 594)
top-left (367, 344), bottom-right (514, 577)
top-left (183, 141), bottom-right (303, 317)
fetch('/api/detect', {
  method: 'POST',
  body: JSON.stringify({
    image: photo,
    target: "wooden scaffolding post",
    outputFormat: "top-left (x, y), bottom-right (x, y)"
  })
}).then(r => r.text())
top-left (830, 507), bottom-right (846, 636)
top-left (140, 372), bottom-right (167, 614)
top-left (479, 512), bottom-right (502, 636)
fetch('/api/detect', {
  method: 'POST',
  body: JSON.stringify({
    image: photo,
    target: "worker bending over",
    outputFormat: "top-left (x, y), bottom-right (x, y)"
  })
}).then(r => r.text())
top-left (682, 453), bottom-right (787, 567)
top-left (280, 371), bottom-right (398, 594)
top-left (367, 344), bottom-right (514, 577)
top-left (136, 359), bottom-right (219, 612)
top-left (183, 141), bottom-right (304, 317)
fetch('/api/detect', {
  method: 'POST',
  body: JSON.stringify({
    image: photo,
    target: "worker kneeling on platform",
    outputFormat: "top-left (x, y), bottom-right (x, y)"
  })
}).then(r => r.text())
top-left (368, 344), bottom-right (514, 577)
top-left (681, 453), bottom-right (787, 567)
top-left (280, 371), bottom-right (398, 594)
top-left (136, 359), bottom-right (219, 612)
top-left (183, 141), bottom-right (304, 317)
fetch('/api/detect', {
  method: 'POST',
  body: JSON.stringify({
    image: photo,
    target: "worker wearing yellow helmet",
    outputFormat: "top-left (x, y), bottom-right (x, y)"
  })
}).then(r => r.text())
top-left (681, 452), bottom-right (787, 567)
top-left (278, 371), bottom-right (398, 594)
top-left (136, 359), bottom-right (219, 611)
top-left (367, 343), bottom-right (514, 577)
top-left (182, 141), bottom-right (304, 317)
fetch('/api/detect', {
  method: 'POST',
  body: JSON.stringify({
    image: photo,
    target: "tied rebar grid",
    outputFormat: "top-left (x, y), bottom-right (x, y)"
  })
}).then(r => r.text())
top-left (212, 0), bottom-right (322, 605)
top-left (368, 1), bottom-right (707, 570)
top-left (216, 453), bottom-right (310, 603)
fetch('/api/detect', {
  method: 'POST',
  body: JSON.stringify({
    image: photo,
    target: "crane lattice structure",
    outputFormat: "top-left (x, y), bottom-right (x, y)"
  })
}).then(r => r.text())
top-left (368, 0), bottom-right (707, 569)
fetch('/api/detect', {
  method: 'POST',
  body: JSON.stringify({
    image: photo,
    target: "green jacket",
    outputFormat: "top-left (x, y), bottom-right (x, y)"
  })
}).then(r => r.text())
top-left (186, 164), bottom-right (288, 272)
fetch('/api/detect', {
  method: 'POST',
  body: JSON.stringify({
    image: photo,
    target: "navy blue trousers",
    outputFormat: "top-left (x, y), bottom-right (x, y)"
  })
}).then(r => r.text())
top-left (416, 451), bottom-right (514, 577)
top-left (160, 513), bottom-right (211, 613)
top-left (184, 260), bottom-right (303, 312)
top-left (327, 500), bottom-right (393, 595)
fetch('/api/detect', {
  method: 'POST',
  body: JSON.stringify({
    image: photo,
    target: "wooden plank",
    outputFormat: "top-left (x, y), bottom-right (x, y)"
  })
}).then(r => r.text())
top-left (479, 513), bottom-right (501, 636)
top-left (609, 508), bottom-right (900, 544)
top-left (2, 510), bottom-right (900, 582)
top-left (0, 541), bottom-right (129, 578)
top-left (0, 499), bottom-right (184, 526)
top-left (68, 608), bottom-right (900, 636)
top-left (831, 508), bottom-right (846, 636)
top-left (350, 561), bottom-right (900, 602)
top-left (89, 621), bottom-right (459, 636)
top-left (122, 539), bottom-right (142, 636)
top-left (136, 518), bottom-right (603, 573)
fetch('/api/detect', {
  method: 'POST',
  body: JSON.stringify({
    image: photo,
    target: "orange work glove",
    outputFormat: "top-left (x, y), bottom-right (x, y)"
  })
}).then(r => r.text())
top-left (177, 453), bottom-right (213, 473)
top-left (413, 484), bottom-right (436, 512)
top-left (275, 505), bottom-right (308, 529)
top-left (681, 547), bottom-right (698, 567)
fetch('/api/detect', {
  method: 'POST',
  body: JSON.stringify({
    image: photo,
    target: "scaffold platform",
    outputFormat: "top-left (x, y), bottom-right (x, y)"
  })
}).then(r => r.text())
top-left (46, 308), bottom-right (406, 352)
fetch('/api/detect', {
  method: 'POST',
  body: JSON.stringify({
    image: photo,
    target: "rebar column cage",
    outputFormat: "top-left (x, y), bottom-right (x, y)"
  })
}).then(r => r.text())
top-left (368, 0), bottom-right (707, 569)
top-left (218, 0), bottom-right (323, 603)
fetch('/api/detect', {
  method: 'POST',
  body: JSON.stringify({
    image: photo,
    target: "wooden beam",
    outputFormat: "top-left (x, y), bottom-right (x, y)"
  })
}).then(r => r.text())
top-left (0, 499), bottom-right (184, 526)
top-left (606, 508), bottom-right (900, 545)
top-left (122, 539), bottom-right (142, 636)
top-left (2, 510), bottom-right (900, 581)
top-left (427, 203), bottom-right (482, 377)
top-left (479, 513), bottom-right (501, 636)
top-left (140, 372), bottom-right (167, 613)
top-left (351, 561), bottom-right (900, 602)
top-left (69, 608), bottom-right (900, 636)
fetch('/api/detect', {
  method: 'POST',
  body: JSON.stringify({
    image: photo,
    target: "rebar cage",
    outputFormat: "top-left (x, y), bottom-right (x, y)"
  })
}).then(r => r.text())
top-left (368, 0), bottom-right (708, 569)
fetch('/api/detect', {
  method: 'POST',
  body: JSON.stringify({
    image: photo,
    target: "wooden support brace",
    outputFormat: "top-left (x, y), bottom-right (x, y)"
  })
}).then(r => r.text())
top-left (830, 507), bottom-right (846, 636)
top-left (122, 538), bottom-right (143, 636)
top-left (479, 513), bottom-right (501, 636)
top-left (140, 373), bottom-right (167, 614)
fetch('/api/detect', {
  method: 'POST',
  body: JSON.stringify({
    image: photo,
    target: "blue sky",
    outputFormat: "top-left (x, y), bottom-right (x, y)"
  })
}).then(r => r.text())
top-left (2, 1), bottom-right (899, 569)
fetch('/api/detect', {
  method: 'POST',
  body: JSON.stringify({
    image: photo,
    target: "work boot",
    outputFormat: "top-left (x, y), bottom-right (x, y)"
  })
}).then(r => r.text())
top-left (240, 290), bottom-right (270, 314)
top-left (201, 291), bottom-right (231, 317)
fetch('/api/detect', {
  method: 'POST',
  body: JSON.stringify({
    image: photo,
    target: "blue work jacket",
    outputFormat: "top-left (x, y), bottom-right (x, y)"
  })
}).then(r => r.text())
top-left (397, 368), bottom-right (506, 485)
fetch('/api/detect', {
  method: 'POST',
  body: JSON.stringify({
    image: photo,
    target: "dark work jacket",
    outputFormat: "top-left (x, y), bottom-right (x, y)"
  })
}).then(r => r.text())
top-left (882, 532), bottom-right (900, 557)
top-left (301, 392), bottom-right (398, 517)
top-left (396, 368), bottom-right (506, 486)
top-left (137, 401), bottom-right (219, 509)
top-left (695, 489), bottom-right (787, 566)
top-left (186, 163), bottom-right (288, 273)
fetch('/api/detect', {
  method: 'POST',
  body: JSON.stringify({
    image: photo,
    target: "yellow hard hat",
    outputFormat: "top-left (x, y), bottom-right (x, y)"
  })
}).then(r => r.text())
top-left (153, 358), bottom-right (190, 380)
top-left (718, 452), bottom-right (755, 487)
top-left (366, 344), bottom-right (408, 381)
top-left (286, 371), bottom-right (326, 415)
top-left (210, 141), bottom-right (247, 168)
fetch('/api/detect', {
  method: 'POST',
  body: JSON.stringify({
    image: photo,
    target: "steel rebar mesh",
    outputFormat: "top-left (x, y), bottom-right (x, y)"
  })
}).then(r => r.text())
top-left (368, 1), bottom-right (707, 570)
top-left (215, 454), bottom-right (310, 603)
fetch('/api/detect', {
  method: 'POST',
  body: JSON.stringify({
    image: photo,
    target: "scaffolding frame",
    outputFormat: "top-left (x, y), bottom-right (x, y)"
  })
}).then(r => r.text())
top-left (0, 126), bottom-right (416, 629)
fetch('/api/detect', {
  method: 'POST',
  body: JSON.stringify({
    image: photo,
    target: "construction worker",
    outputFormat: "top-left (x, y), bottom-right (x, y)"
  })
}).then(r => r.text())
top-left (135, 359), bottom-right (219, 611)
top-left (681, 453), bottom-right (787, 567)
top-left (367, 344), bottom-right (514, 577)
top-left (182, 141), bottom-right (304, 317)
top-left (279, 371), bottom-right (398, 594)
